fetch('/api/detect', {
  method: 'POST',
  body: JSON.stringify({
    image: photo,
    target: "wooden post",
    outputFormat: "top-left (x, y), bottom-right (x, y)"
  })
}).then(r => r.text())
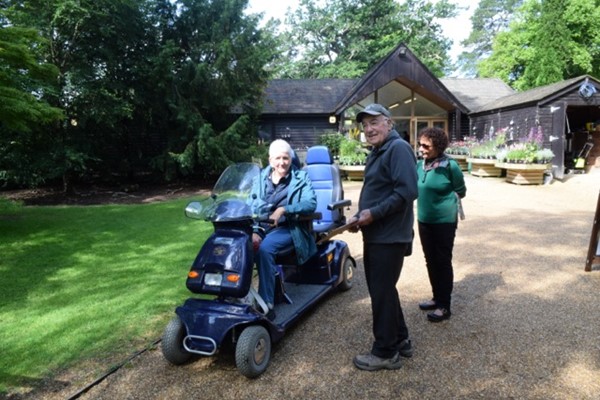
top-left (585, 190), bottom-right (600, 272)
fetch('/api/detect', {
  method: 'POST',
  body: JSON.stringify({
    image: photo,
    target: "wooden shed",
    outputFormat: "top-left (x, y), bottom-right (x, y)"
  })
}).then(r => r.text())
top-left (468, 75), bottom-right (600, 179)
top-left (259, 79), bottom-right (357, 149)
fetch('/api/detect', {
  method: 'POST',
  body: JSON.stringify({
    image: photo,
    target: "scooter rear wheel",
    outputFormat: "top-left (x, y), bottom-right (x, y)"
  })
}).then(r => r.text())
top-left (162, 316), bottom-right (191, 365)
top-left (235, 325), bottom-right (271, 378)
top-left (338, 256), bottom-right (355, 291)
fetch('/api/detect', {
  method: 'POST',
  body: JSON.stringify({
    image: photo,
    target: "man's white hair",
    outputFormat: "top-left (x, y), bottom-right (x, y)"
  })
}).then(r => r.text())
top-left (269, 139), bottom-right (293, 157)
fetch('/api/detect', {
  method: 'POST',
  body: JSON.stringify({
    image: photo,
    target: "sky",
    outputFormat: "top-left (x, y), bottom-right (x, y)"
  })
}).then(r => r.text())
top-left (246, 0), bottom-right (476, 63)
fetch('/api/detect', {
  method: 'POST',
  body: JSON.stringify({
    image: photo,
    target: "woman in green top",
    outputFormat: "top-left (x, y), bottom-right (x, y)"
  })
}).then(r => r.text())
top-left (416, 127), bottom-right (467, 322)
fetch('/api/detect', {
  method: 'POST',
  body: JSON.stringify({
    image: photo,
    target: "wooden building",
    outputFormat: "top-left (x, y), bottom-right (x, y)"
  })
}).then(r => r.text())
top-left (259, 43), bottom-right (600, 178)
top-left (260, 44), bottom-right (471, 151)
top-left (467, 75), bottom-right (600, 179)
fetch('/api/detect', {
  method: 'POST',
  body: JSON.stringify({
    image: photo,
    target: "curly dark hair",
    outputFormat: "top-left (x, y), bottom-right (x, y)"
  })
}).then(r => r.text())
top-left (418, 127), bottom-right (449, 153)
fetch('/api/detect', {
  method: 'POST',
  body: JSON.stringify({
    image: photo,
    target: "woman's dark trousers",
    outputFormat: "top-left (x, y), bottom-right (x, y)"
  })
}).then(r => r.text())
top-left (418, 221), bottom-right (457, 311)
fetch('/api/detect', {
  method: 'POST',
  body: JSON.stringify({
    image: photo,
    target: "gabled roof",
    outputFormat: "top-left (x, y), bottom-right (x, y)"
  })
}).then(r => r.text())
top-left (334, 43), bottom-right (468, 114)
top-left (440, 78), bottom-right (515, 113)
top-left (261, 79), bottom-right (358, 115)
top-left (472, 75), bottom-right (600, 113)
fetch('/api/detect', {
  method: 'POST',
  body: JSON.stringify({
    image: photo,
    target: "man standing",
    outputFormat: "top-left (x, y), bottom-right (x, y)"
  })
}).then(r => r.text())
top-left (348, 104), bottom-right (418, 371)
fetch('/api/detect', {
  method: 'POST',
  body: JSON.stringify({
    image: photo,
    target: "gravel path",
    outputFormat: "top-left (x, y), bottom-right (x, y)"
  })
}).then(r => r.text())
top-left (37, 170), bottom-right (600, 400)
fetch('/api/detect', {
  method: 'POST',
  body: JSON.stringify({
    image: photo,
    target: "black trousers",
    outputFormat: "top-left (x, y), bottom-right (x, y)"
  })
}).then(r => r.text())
top-left (418, 221), bottom-right (457, 311)
top-left (363, 242), bottom-right (409, 359)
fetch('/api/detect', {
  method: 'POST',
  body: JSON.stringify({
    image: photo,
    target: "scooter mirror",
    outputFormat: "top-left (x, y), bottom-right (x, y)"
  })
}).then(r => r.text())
top-left (184, 201), bottom-right (205, 219)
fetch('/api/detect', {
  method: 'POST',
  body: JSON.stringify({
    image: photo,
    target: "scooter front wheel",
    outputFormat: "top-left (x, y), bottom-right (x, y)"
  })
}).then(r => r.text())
top-left (162, 316), bottom-right (192, 365)
top-left (338, 256), bottom-right (355, 291)
top-left (235, 325), bottom-right (271, 378)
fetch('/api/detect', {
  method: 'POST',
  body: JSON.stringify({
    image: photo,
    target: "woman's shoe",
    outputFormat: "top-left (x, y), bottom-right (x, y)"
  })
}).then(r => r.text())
top-left (418, 299), bottom-right (437, 310)
top-left (427, 308), bottom-right (451, 322)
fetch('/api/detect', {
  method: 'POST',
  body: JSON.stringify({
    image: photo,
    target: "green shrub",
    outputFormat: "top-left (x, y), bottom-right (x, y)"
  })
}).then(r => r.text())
top-left (318, 132), bottom-right (344, 158)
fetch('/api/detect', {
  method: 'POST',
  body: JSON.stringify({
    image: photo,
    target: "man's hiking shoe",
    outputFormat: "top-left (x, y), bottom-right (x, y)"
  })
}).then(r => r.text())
top-left (353, 352), bottom-right (402, 371)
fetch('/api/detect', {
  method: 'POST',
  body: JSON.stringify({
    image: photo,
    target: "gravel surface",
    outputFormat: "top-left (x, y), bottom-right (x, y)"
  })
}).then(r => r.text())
top-left (30, 170), bottom-right (600, 400)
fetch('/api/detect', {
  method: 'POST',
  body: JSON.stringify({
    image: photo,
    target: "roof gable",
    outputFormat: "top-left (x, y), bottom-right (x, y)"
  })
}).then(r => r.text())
top-left (334, 43), bottom-right (468, 113)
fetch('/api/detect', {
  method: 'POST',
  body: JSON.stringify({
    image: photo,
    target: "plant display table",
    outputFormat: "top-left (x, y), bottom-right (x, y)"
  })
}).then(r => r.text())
top-left (339, 165), bottom-right (365, 181)
top-left (450, 155), bottom-right (468, 171)
top-left (494, 163), bottom-right (551, 185)
top-left (466, 158), bottom-right (503, 177)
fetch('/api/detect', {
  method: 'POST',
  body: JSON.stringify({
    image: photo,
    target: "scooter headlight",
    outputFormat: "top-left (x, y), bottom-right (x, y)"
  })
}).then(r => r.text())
top-left (204, 273), bottom-right (223, 286)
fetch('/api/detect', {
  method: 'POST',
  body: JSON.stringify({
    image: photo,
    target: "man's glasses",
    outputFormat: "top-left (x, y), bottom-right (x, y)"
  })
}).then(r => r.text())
top-left (418, 143), bottom-right (431, 150)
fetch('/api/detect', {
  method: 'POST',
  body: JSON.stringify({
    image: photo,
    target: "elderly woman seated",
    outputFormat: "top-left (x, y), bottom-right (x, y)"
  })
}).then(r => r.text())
top-left (249, 139), bottom-right (317, 320)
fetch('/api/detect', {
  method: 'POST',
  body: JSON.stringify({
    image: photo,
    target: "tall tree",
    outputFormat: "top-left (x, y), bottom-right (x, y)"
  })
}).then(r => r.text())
top-left (455, 0), bottom-right (523, 77)
top-left (150, 0), bottom-right (278, 178)
top-left (276, 0), bottom-right (457, 79)
top-left (3, 0), bottom-right (157, 189)
top-left (478, 0), bottom-right (600, 90)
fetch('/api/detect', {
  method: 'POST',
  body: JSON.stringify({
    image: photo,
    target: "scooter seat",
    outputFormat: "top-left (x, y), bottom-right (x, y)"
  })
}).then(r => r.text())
top-left (303, 146), bottom-right (345, 234)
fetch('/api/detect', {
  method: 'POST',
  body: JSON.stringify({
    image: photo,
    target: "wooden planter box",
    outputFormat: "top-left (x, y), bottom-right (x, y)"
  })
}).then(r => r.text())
top-left (450, 155), bottom-right (469, 171)
top-left (495, 162), bottom-right (551, 185)
top-left (339, 165), bottom-right (365, 181)
top-left (467, 158), bottom-right (503, 177)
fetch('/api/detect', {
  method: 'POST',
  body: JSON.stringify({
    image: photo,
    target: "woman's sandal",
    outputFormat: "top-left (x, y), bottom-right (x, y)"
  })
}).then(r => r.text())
top-left (427, 308), bottom-right (451, 322)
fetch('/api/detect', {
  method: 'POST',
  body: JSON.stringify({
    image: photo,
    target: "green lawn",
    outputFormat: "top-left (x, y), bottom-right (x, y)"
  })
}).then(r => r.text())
top-left (0, 196), bottom-right (211, 393)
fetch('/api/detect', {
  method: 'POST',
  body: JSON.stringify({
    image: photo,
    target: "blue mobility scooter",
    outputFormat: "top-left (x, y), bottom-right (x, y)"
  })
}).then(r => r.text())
top-left (161, 145), bottom-right (356, 378)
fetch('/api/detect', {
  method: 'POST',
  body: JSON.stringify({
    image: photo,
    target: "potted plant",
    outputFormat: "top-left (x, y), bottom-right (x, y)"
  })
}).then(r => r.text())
top-left (535, 148), bottom-right (555, 164)
top-left (495, 136), bottom-right (554, 185)
top-left (446, 140), bottom-right (471, 170)
top-left (446, 141), bottom-right (470, 156)
top-left (318, 132), bottom-right (344, 160)
top-left (338, 136), bottom-right (369, 180)
top-left (467, 133), bottom-right (506, 177)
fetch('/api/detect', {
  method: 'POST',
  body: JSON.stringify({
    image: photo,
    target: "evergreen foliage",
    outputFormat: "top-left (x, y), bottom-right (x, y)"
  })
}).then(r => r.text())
top-left (275, 0), bottom-right (457, 78)
top-left (0, 0), bottom-right (275, 189)
top-left (470, 0), bottom-right (600, 89)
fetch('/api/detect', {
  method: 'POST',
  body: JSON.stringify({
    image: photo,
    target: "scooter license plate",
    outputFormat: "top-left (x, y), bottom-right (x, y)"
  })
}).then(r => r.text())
top-left (204, 273), bottom-right (223, 286)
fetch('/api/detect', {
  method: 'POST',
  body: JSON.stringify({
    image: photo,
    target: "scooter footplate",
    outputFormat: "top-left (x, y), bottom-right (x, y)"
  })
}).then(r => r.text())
top-left (275, 283), bottom-right (330, 324)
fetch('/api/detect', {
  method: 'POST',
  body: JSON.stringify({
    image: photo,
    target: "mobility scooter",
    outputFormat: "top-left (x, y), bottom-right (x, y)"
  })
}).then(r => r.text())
top-left (161, 145), bottom-right (356, 378)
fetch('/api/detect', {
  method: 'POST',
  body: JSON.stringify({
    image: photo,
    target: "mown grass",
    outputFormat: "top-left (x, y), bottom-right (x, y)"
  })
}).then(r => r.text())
top-left (0, 196), bottom-right (212, 393)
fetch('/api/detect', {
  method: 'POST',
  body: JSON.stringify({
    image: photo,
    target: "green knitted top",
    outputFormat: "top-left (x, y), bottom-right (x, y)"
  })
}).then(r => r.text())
top-left (417, 156), bottom-right (466, 224)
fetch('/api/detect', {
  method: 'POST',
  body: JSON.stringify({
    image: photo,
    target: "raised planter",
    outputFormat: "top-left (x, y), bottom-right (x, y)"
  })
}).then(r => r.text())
top-left (339, 165), bottom-right (365, 181)
top-left (450, 154), bottom-right (469, 171)
top-left (466, 158), bottom-right (503, 177)
top-left (495, 162), bottom-right (551, 185)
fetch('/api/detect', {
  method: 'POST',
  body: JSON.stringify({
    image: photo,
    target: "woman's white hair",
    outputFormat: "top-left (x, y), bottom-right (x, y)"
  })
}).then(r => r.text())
top-left (269, 139), bottom-right (293, 157)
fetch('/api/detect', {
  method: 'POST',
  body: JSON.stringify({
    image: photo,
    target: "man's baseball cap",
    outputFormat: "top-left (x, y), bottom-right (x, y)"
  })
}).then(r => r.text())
top-left (356, 103), bottom-right (392, 122)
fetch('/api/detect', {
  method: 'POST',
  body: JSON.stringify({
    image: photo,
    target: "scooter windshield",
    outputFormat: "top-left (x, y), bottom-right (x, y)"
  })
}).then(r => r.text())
top-left (190, 163), bottom-right (263, 222)
top-left (212, 163), bottom-right (261, 196)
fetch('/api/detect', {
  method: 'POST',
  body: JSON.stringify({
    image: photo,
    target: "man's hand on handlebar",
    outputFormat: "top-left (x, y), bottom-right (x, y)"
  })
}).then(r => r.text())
top-left (348, 209), bottom-right (373, 233)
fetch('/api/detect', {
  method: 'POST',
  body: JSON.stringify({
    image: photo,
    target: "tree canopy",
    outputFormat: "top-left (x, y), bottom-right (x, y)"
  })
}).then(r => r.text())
top-left (0, 25), bottom-right (63, 132)
top-left (460, 0), bottom-right (600, 89)
top-left (275, 0), bottom-right (458, 78)
top-left (0, 0), bottom-right (276, 189)
top-left (456, 0), bottom-right (523, 77)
